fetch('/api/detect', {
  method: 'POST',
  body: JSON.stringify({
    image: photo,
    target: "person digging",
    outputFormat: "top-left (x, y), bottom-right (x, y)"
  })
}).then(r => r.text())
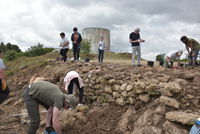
top-left (23, 75), bottom-right (76, 134)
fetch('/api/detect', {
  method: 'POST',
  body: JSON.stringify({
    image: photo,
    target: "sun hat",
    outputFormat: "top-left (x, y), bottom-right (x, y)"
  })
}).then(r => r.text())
top-left (64, 94), bottom-right (77, 109)
top-left (135, 28), bottom-right (140, 32)
top-left (177, 50), bottom-right (183, 56)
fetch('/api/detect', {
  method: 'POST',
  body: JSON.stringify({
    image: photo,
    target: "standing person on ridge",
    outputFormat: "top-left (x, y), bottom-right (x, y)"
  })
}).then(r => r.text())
top-left (129, 28), bottom-right (145, 67)
top-left (97, 37), bottom-right (106, 63)
top-left (0, 49), bottom-right (10, 114)
top-left (59, 32), bottom-right (69, 62)
top-left (71, 27), bottom-right (82, 61)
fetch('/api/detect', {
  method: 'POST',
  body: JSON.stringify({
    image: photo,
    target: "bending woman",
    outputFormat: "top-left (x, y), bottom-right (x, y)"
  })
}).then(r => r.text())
top-left (63, 71), bottom-right (84, 106)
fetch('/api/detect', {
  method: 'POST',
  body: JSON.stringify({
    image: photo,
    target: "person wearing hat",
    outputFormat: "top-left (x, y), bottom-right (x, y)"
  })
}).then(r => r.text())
top-left (180, 36), bottom-right (200, 66)
top-left (129, 27), bottom-right (145, 67)
top-left (23, 76), bottom-right (76, 134)
top-left (189, 117), bottom-right (200, 134)
top-left (164, 50), bottom-right (183, 68)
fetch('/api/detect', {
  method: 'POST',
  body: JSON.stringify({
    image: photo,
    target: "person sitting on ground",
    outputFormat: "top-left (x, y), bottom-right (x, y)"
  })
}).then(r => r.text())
top-left (180, 36), bottom-right (200, 66)
top-left (23, 75), bottom-right (76, 134)
top-left (59, 32), bottom-right (69, 62)
top-left (63, 71), bottom-right (84, 106)
top-left (0, 49), bottom-right (10, 114)
top-left (164, 50), bottom-right (183, 68)
top-left (189, 117), bottom-right (200, 134)
top-left (97, 37), bottom-right (106, 63)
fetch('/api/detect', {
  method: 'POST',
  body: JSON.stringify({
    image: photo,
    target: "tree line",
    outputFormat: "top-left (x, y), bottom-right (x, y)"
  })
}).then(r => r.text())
top-left (0, 42), bottom-right (54, 61)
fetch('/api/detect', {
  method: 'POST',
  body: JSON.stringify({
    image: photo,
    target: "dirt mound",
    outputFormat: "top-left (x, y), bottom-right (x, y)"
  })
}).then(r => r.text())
top-left (1, 58), bottom-right (200, 134)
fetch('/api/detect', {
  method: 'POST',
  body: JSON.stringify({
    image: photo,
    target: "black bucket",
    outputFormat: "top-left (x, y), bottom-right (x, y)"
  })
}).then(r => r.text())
top-left (159, 61), bottom-right (164, 66)
top-left (180, 63), bottom-right (184, 67)
top-left (147, 61), bottom-right (154, 67)
top-left (84, 57), bottom-right (90, 62)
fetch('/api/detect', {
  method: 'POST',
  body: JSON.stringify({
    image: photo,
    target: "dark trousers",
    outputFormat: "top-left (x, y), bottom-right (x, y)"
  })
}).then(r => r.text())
top-left (73, 44), bottom-right (80, 61)
top-left (98, 50), bottom-right (104, 62)
top-left (60, 48), bottom-right (69, 62)
top-left (68, 78), bottom-right (83, 103)
top-left (0, 86), bottom-right (10, 105)
top-left (23, 86), bottom-right (50, 134)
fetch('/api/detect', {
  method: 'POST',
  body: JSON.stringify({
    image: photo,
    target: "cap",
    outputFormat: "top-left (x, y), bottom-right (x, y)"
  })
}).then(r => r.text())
top-left (64, 94), bottom-right (77, 109)
top-left (177, 50), bottom-right (183, 56)
top-left (135, 28), bottom-right (140, 32)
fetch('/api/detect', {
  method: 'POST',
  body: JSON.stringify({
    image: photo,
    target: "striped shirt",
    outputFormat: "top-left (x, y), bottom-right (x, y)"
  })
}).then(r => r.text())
top-left (98, 41), bottom-right (106, 51)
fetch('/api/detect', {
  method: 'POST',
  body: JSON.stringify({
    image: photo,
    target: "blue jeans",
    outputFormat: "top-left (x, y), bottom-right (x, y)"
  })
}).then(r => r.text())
top-left (188, 50), bottom-right (199, 65)
top-left (189, 124), bottom-right (200, 134)
top-left (98, 50), bottom-right (104, 62)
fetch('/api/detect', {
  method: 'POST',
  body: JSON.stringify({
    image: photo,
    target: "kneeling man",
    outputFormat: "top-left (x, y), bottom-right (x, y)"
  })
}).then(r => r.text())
top-left (23, 79), bottom-right (76, 134)
top-left (164, 50), bottom-right (183, 68)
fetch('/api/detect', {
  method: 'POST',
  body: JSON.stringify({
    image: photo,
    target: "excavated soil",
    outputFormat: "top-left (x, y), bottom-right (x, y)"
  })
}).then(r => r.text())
top-left (1, 58), bottom-right (200, 134)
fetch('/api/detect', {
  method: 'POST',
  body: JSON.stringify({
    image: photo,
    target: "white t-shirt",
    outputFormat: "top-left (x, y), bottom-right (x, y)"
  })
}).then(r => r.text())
top-left (98, 41), bottom-right (105, 50)
top-left (164, 51), bottom-right (180, 61)
top-left (0, 58), bottom-right (6, 69)
top-left (60, 37), bottom-right (69, 49)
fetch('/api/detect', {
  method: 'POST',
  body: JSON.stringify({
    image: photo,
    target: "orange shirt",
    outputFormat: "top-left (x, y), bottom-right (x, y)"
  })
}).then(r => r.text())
top-left (75, 33), bottom-right (78, 41)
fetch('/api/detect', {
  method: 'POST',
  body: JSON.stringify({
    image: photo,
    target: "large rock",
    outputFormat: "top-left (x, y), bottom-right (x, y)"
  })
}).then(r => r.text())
top-left (108, 79), bottom-right (116, 86)
top-left (115, 117), bottom-right (129, 134)
top-left (128, 97), bottom-right (136, 105)
top-left (127, 84), bottom-right (134, 91)
top-left (131, 126), bottom-right (162, 134)
top-left (177, 72), bottom-right (194, 82)
top-left (113, 92), bottom-right (120, 98)
top-left (120, 83), bottom-right (128, 91)
top-left (82, 67), bottom-right (89, 73)
top-left (76, 105), bottom-right (89, 112)
top-left (105, 86), bottom-right (113, 94)
top-left (121, 91), bottom-right (128, 98)
top-left (145, 84), bottom-right (161, 95)
top-left (160, 96), bottom-right (180, 109)
top-left (139, 94), bottom-right (150, 102)
top-left (134, 109), bottom-right (154, 127)
top-left (163, 121), bottom-right (189, 134)
top-left (116, 98), bottom-right (125, 106)
top-left (114, 85), bottom-right (121, 91)
top-left (134, 82), bottom-right (146, 94)
top-left (165, 111), bottom-right (199, 125)
top-left (159, 82), bottom-right (182, 97)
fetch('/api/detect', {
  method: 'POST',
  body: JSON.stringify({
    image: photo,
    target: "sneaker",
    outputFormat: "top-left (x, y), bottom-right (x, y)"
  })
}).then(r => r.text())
top-left (137, 64), bottom-right (143, 67)
top-left (133, 65), bottom-right (135, 68)
top-left (78, 103), bottom-right (83, 106)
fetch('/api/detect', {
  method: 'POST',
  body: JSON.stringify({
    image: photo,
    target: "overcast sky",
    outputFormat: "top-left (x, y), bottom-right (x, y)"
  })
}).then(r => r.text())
top-left (0, 0), bottom-right (200, 61)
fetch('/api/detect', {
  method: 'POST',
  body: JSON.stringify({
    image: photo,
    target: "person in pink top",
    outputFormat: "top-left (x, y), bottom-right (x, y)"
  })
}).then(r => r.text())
top-left (63, 71), bottom-right (84, 106)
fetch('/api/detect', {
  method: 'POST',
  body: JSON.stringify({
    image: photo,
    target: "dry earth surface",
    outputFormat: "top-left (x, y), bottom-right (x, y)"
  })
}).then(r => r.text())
top-left (0, 53), bottom-right (199, 134)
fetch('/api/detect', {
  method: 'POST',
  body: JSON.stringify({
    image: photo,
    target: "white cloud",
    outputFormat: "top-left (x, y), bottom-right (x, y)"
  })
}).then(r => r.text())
top-left (0, 0), bottom-right (200, 60)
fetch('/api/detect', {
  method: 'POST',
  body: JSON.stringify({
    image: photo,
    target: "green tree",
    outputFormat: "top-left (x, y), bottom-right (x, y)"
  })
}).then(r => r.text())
top-left (4, 50), bottom-right (17, 61)
top-left (156, 54), bottom-right (165, 61)
top-left (80, 38), bottom-right (91, 55)
top-left (25, 43), bottom-right (46, 57)
top-left (0, 42), bottom-right (6, 52)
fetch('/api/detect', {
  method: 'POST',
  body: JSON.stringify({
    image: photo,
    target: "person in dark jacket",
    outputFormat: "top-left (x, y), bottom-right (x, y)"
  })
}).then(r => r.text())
top-left (71, 27), bottom-right (82, 61)
top-left (0, 49), bottom-right (10, 114)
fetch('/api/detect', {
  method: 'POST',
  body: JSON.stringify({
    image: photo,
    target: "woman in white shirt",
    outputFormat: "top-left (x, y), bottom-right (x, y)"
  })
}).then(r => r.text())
top-left (59, 32), bottom-right (69, 62)
top-left (97, 37), bottom-right (106, 62)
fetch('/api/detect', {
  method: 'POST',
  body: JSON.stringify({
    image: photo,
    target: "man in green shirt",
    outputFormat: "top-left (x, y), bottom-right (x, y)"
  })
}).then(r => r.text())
top-left (180, 36), bottom-right (200, 66)
top-left (23, 80), bottom-right (76, 134)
